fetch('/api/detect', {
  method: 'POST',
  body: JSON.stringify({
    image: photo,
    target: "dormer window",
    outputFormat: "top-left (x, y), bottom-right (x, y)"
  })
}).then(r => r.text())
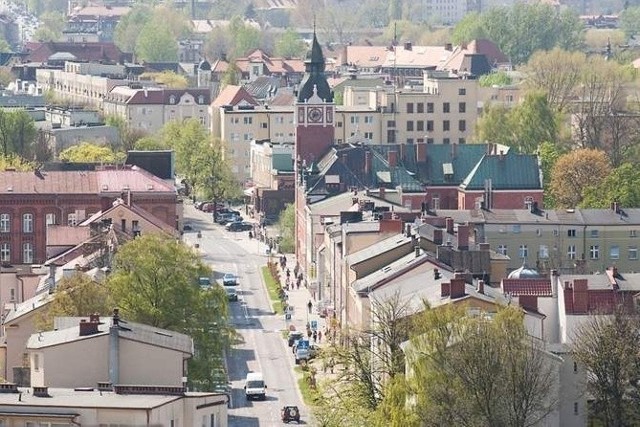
top-left (198, 95), bottom-right (205, 104)
top-left (169, 95), bottom-right (176, 105)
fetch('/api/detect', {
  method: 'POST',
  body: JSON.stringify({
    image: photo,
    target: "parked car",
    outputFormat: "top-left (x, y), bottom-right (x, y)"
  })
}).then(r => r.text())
top-left (183, 223), bottom-right (193, 231)
top-left (281, 406), bottom-right (300, 423)
top-left (226, 221), bottom-right (253, 232)
top-left (194, 201), bottom-right (205, 210)
top-left (217, 213), bottom-right (242, 225)
top-left (225, 287), bottom-right (239, 302)
top-left (222, 273), bottom-right (238, 286)
top-left (287, 331), bottom-right (304, 347)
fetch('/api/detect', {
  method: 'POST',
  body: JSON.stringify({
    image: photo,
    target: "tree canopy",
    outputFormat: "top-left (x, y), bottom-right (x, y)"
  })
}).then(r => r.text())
top-left (550, 149), bottom-right (610, 208)
top-left (58, 143), bottom-right (125, 164)
top-left (274, 28), bottom-right (306, 58)
top-left (452, 3), bottom-right (582, 64)
top-left (0, 110), bottom-right (37, 160)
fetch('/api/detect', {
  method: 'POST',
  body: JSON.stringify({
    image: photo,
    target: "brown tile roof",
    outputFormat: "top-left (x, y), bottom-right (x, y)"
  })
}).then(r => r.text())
top-left (211, 59), bottom-right (229, 73)
top-left (234, 50), bottom-right (305, 75)
top-left (22, 42), bottom-right (129, 64)
top-left (212, 85), bottom-right (258, 107)
top-left (0, 167), bottom-right (174, 195)
top-left (344, 45), bottom-right (389, 69)
top-left (439, 39), bottom-right (508, 72)
top-left (382, 45), bottom-right (449, 69)
top-left (502, 278), bottom-right (552, 296)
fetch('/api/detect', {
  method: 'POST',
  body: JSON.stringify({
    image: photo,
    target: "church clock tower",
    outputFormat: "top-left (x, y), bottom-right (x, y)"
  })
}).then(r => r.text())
top-left (295, 31), bottom-right (334, 166)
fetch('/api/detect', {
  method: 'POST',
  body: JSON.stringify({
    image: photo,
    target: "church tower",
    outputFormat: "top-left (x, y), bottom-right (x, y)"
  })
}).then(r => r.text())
top-left (294, 32), bottom-right (334, 166)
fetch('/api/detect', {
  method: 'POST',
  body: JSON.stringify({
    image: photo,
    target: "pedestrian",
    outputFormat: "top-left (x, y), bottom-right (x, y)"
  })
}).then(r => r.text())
top-left (296, 279), bottom-right (300, 290)
top-left (313, 330), bottom-right (318, 342)
top-left (286, 268), bottom-right (291, 279)
top-left (307, 329), bottom-right (312, 339)
top-left (307, 300), bottom-right (313, 314)
top-left (317, 330), bottom-right (322, 343)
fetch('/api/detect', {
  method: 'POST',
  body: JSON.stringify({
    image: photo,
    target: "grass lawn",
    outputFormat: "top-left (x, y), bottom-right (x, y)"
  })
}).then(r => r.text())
top-left (294, 366), bottom-right (320, 406)
top-left (261, 265), bottom-right (284, 314)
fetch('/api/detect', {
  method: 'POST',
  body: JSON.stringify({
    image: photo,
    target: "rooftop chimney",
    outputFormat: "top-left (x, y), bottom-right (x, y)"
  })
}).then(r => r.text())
top-left (441, 281), bottom-right (449, 297)
top-left (388, 150), bottom-right (397, 168)
top-left (445, 217), bottom-right (454, 234)
top-left (433, 228), bottom-right (443, 245)
top-left (79, 315), bottom-right (101, 336)
top-left (364, 150), bottom-right (372, 175)
top-left (404, 41), bottom-right (412, 51)
top-left (414, 245), bottom-right (420, 258)
top-left (434, 268), bottom-right (441, 280)
top-left (449, 277), bottom-right (466, 298)
top-left (477, 279), bottom-right (485, 294)
top-left (445, 42), bottom-right (453, 51)
top-left (457, 223), bottom-right (469, 251)
top-left (32, 386), bottom-right (50, 397)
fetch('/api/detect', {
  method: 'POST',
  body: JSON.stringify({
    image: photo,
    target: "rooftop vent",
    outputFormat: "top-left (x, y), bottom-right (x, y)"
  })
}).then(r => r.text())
top-left (97, 382), bottom-right (112, 391)
top-left (0, 383), bottom-right (18, 393)
top-left (102, 184), bottom-right (108, 191)
top-left (33, 386), bottom-right (50, 397)
top-left (113, 385), bottom-right (186, 396)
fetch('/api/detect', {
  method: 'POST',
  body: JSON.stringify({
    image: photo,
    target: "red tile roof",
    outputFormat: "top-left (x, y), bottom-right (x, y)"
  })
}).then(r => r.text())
top-left (234, 50), bottom-right (305, 75)
top-left (0, 167), bottom-right (174, 195)
top-left (502, 278), bottom-right (552, 296)
top-left (212, 85), bottom-right (258, 107)
top-left (22, 42), bottom-right (129, 64)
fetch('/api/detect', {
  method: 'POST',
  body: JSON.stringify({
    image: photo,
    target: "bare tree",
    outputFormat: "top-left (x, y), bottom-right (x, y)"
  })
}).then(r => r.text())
top-left (572, 309), bottom-right (640, 426)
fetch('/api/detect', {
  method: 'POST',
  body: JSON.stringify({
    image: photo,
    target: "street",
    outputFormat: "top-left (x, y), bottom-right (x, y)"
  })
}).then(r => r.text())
top-left (183, 205), bottom-right (307, 427)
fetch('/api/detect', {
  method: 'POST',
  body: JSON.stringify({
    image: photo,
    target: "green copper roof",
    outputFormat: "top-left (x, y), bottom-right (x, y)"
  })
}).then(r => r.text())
top-left (460, 152), bottom-right (542, 190)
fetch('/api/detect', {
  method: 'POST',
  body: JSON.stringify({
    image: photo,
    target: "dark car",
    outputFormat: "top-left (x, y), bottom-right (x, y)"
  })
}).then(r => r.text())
top-left (225, 287), bottom-right (239, 302)
top-left (226, 221), bottom-right (252, 232)
top-left (281, 406), bottom-right (300, 423)
top-left (287, 331), bottom-right (304, 347)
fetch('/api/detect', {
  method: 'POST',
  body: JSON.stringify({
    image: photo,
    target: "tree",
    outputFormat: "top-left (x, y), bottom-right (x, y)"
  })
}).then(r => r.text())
top-left (474, 103), bottom-right (514, 147)
top-left (105, 115), bottom-right (147, 152)
top-left (106, 234), bottom-right (233, 391)
top-left (135, 22), bottom-right (179, 62)
top-left (406, 305), bottom-right (557, 426)
top-left (221, 61), bottom-right (241, 88)
top-left (581, 163), bottom-right (640, 208)
top-left (621, 6), bottom-right (640, 37)
top-left (274, 28), bottom-right (306, 58)
top-left (134, 136), bottom-right (170, 151)
top-left (0, 110), bottom-right (36, 159)
top-left (572, 309), bottom-right (640, 426)
top-left (114, 4), bottom-right (153, 53)
top-left (509, 91), bottom-right (559, 153)
top-left (523, 48), bottom-right (586, 113)
top-left (537, 141), bottom-right (565, 208)
top-left (0, 154), bottom-right (33, 171)
top-left (203, 27), bottom-right (232, 60)
top-left (139, 71), bottom-right (188, 88)
top-left (550, 148), bottom-right (610, 208)
top-left (36, 273), bottom-right (113, 331)
top-left (451, 13), bottom-right (487, 44)
top-left (59, 143), bottom-right (124, 163)
top-left (278, 203), bottom-right (295, 253)
top-left (34, 11), bottom-right (65, 42)
top-left (228, 16), bottom-right (261, 57)
top-left (478, 71), bottom-right (512, 87)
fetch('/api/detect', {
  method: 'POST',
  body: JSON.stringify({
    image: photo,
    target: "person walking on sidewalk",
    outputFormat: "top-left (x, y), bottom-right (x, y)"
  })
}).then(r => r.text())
top-left (317, 330), bottom-right (322, 343)
top-left (312, 330), bottom-right (318, 343)
top-left (307, 300), bottom-right (313, 314)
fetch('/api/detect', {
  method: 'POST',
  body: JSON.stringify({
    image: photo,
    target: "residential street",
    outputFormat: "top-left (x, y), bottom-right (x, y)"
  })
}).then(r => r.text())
top-left (183, 204), bottom-right (307, 426)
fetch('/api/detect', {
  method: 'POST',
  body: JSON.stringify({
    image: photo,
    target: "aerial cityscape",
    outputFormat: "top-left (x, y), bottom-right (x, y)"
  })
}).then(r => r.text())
top-left (0, 0), bottom-right (639, 425)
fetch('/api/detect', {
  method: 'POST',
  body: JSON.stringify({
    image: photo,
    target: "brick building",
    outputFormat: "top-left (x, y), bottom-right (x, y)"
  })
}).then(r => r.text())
top-left (0, 166), bottom-right (177, 265)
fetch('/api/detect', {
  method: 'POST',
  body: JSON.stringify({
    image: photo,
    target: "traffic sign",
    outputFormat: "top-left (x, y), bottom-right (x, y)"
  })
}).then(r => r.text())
top-left (310, 320), bottom-right (318, 331)
top-left (285, 313), bottom-right (292, 321)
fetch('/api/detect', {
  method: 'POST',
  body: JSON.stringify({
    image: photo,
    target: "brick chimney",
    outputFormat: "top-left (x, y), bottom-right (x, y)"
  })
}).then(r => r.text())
top-left (379, 218), bottom-right (403, 234)
top-left (364, 150), bottom-right (372, 175)
top-left (433, 228), bottom-right (443, 245)
top-left (478, 242), bottom-right (490, 251)
top-left (450, 277), bottom-right (466, 298)
top-left (563, 281), bottom-right (574, 312)
top-left (388, 150), bottom-right (397, 168)
top-left (573, 279), bottom-right (589, 314)
top-left (445, 217), bottom-right (454, 234)
top-left (441, 281), bottom-right (450, 297)
top-left (457, 223), bottom-right (469, 250)
top-left (477, 279), bottom-right (484, 294)
top-left (416, 143), bottom-right (427, 162)
top-left (379, 186), bottom-right (386, 199)
top-left (79, 315), bottom-right (101, 336)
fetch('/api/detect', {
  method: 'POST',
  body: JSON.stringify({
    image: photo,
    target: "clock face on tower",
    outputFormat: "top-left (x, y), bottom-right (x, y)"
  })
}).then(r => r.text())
top-left (307, 107), bottom-right (323, 123)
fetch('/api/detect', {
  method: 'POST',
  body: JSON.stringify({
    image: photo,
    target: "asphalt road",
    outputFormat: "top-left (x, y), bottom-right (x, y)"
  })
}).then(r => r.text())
top-left (183, 205), bottom-right (307, 427)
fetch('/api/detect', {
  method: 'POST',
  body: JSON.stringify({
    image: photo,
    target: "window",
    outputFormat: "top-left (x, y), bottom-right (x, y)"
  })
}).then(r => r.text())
top-left (261, 122), bottom-right (267, 129)
top-left (22, 242), bottom-right (33, 264)
top-left (364, 115), bottom-right (373, 124)
top-left (567, 229), bottom-right (576, 237)
top-left (243, 117), bottom-right (252, 125)
top-left (198, 95), bottom-right (205, 104)
top-left (459, 120), bottom-right (466, 132)
top-left (426, 138), bottom-right (434, 144)
top-left (497, 244), bottom-right (507, 255)
top-left (387, 120), bottom-right (396, 127)
top-left (553, 229), bottom-right (559, 236)
top-left (610, 245), bottom-right (620, 260)
top-left (406, 121), bottom-right (414, 131)
top-left (567, 245), bottom-right (576, 260)
top-left (459, 102), bottom-right (466, 113)
top-left (351, 116), bottom-right (359, 124)
top-left (631, 230), bottom-right (637, 237)
top-left (33, 353), bottom-right (39, 371)
top-left (364, 132), bottom-right (373, 139)
top-left (406, 138), bottom-right (414, 144)
top-left (432, 195), bottom-right (440, 210)
top-left (539, 245), bottom-right (549, 259)
top-left (590, 245), bottom-right (599, 260)
top-left (519, 245), bottom-right (528, 259)
top-left (199, 116), bottom-right (206, 126)
top-left (0, 213), bottom-right (9, 232)
top-left (9, 287), bottom-right (14, 301)
top-left (443, 120), bottom-right (450, 131)
top-left (426, 120), bottom-right (434, 131)
top-left (512, 225), bottom-right (521, 233)
top-left (416, 120), bottom-right (424, 131)
top-left (210, 414), bottom-right (216, 427)
top-left (427, 103), bottom-right (434, 113)
top-left (443, 138), bottom-right (450, 144)
top-left (443, 102), bottom-right (450, 113)
top-left (67, 213), bottom-right (77, 226)
top-left (574, 402), bottom-right (579, 415)
top-left (169, 95), bottom-right (176, 104)
top-left (121, 219), bottom-right (126, 232)
top-left (590, 229), bottom-right (599, 238)
top-left (630, 246), bottom-right (638, 260)
top-left (22, 213), bottom-right (33, 233)
top-left (406, 103), bottom-right (414, 113)
top-left (459, 88), bottom-right (466, 95)
top-left (417, 102), bottom-right (424, 113)
top-left (337, 122), bottom-right (343, 128)
top-left (0, 242), bottom-right (9, 262)
top-left (459, 137), bottom-right (466, 144)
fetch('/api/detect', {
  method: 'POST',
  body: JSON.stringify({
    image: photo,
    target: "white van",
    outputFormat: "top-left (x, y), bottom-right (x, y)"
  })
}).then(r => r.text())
top-left (244, 372), bottom-right (267, 400)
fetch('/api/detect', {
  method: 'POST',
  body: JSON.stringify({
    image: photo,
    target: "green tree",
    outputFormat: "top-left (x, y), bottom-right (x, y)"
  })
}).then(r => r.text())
top-left (278, 203), bottom-right (295, 253)
top-left (114, 4), bottom-right (153, 53)
top-left (537, 141), bottom-right (564, 208)
top-left (139, 71), bottom-right (189, 88)
top-left (107, 234), bottom-right (233, 391)
top-left (221, 61), bottom-right (241, 88)
top-left (10, 110), bottom-right (37, 159)
top-left (572, 309), bottom-right (640, 426)
top-left (229, 17), bottom-right (261, 57)
top-left (0, 154), bottom-right (33, 171)
top-left (451, 12), bottom-right (487, 44)
top-left (407, 305), bottom-right (556, 426)
top-left (34, 11), bottom-right (65, 42)
top-left (134, 136), bottom-right (170, 151)
top-left (474, 103), bottom-right (515, 146)
top-left (621, 6), bottom-right (640, 37)
top-left (550, 148), bottom-right (610, 208)
top-left (509, 91), bottom-right (559, 153)
top-left (478, 71), bottom-right (512, 87)
top-left (580, 163), bottom-right (640, 208)
top-left (36, 273), bottom-right (113, 331)
top-left (274, 28), bottom-right (306, 58)
top-left (59, 143), bottom-right (124, 163)
top-left (135, 22), bottom-right (179, 62)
